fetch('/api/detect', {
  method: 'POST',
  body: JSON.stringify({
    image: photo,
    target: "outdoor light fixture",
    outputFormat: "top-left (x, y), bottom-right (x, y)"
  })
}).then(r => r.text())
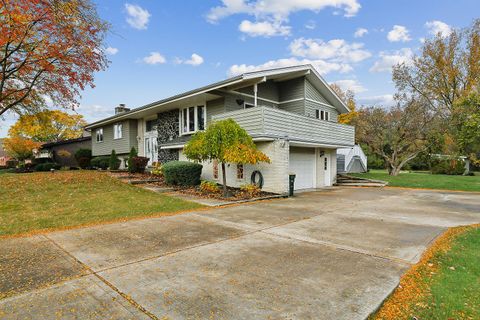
top-left (236, 99), bottom-right (244, 105)
top-left (319, 150), bottom-right (325, 157)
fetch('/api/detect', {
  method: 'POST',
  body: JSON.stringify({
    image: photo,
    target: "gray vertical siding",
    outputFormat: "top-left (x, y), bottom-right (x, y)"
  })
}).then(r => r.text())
top-left (278, 77), bottom-right (305, 101)
top-left (91, 119), bottom-right (138, 156)
top-left (305, 79), bottom-right (330, 104)
top-left (206, 98), bottom-right (225, 124)
top-left (237, 80), bottom-right (280, 102)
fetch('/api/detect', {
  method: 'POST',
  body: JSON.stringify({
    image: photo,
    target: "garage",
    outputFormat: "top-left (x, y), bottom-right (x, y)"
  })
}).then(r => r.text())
top-left (289, 147), bottom-right (316, 190)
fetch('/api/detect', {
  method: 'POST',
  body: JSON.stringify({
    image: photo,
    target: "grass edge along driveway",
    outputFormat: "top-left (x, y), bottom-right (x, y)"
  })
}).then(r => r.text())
top-left (371, 224), bottom-right (480, 320)
top-left (0, 171), bottom-right (203, 237)
top-left (352, 170), bottom-right (480, 192)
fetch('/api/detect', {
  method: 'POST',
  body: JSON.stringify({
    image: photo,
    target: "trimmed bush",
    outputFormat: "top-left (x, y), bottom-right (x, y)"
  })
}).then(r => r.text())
top-left (163, 161), bottom-right (203, 186)
top-left (151, 162), bottom-right (163, 176)
top-left (109, 150), bottom-right (121, 170)
top-left (127, 147), bottom-right (137, 172)
top-left (91, 156), bottom-right (110, 170)
top-left (431, 159), bottom-right (465, 175)
top-left (6, 159), bottom-right (18, 168)
top-left (75, 149), bottom-right (92, 169)
top-left (130, 156), bottom-right (149, 173)
top-left (34, 162), bottom-right (60, 172)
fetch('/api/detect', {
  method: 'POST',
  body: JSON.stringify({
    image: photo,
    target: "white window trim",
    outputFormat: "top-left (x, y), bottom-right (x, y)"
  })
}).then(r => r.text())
top-left (113, 122), bottom-right (123, 140)
top-left (96, 128), bottom-right (103, 143)
top-left (179, 105), bottom-right (206, 135)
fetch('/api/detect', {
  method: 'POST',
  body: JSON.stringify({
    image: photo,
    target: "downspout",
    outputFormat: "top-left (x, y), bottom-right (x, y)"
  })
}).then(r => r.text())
top-left (254, 83), bottom-right (258, 107)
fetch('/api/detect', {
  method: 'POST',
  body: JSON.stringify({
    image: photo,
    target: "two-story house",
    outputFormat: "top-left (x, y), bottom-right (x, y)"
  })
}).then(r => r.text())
top-left (85, 65), bottom-right (355, 194)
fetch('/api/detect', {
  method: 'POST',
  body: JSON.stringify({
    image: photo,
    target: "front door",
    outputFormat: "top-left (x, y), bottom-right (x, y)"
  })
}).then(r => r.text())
top-left (144, 136), bottom-right (158, 166)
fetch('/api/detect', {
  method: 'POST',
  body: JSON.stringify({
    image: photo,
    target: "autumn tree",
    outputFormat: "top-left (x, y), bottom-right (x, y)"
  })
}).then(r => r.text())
top-left (3, 136), bottom-right (41, 161)
top-left (357, 97), bottom-right (435, 176)
top-left (330, 83), bottom-right (359, 125)
top-left (452, 93), bottom-right (480, 166)
top-left (8, 110), bottom-right (87, 142)
top-left (393, 19), bottom-right (480, 119)
top-left (0, 0), bottom-right (109, 117)
top-left (183, 119), bottom-right (270, 197)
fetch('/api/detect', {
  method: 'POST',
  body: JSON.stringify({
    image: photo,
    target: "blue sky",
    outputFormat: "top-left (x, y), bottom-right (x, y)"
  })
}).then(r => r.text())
top-left (1, 0), bottom-right (479, 137)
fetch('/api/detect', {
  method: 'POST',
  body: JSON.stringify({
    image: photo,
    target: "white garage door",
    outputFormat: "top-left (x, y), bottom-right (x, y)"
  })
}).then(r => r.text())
top-left (289, 148), bottom-right (315, 190)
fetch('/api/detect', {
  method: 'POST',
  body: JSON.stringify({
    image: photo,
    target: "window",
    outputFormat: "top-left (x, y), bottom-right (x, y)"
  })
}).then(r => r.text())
top-left (96, 128), bottom-right (103, 142)
top-left (236, 164), bottom-right (244, 179)
top-left (146, 119), bottom-right (157, 132)
top-left (213, 160), bottom-right (218, 179)
top-left (180, 105), bottom-right (206, 134)
top-left (315, 110), bottom-right (330, 121)
top-left (113, 123), bottom-right (123, 139)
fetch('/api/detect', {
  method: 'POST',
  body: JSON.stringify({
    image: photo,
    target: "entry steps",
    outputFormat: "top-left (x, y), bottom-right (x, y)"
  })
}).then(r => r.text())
top-left (335, 174), bottom-right (388, 187)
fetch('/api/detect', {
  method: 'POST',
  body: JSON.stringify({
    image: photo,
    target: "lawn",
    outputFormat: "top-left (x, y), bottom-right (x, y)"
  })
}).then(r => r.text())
top-left (351, 169), bottom-right (480, 192)
top-left (372, 224), bottom-right (480, 320)
top-left (0, 171), bottom-right (203, 236)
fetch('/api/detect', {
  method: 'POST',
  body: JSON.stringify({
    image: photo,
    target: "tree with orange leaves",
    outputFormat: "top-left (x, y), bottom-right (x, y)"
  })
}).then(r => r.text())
top-left (3, 136), bottom-right (41, 161)
top-left (0, 0), bottom-right (109, 117)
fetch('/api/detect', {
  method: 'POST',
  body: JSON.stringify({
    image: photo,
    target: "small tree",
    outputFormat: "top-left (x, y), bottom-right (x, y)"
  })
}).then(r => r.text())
top-left (3, 136), bottom-right (41, 161)
top-left (127, 147), bottom-right (137, 173)
top-left (183, 119), bottom-right (270, 197)
top-left (109, 150), bottom-right (120, 170)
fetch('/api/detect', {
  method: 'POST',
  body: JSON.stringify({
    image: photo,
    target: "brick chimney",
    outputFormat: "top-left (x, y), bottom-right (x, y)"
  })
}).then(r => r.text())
top-left (115, 103), bottom-right (130, 114)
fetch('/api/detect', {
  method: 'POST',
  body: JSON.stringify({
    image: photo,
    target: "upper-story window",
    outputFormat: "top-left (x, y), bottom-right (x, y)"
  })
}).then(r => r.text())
top-left (96, 128), bottom-right (103, 142)
top-left (113, 123), bottom-right (123, 139)
top-left (315, 110), bottom-right (330, 121)
top-left (180, 105), bottom-right (205, 134)
top-left (145, 119), bottom-right (157, 132)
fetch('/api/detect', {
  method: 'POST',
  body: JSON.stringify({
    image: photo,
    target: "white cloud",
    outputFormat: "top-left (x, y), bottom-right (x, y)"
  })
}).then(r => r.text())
top-left (228, 58), bottom-right (352, 77)
top-left (370, 48), bottom-right (413, 73)
top-left (185, 53), bottom-right (204, 66)
top-left (425, 20), bottom-right (452, 37)
top-left (289, 38), bottom-right (371, 63)
top-left (354, 27), bottom-right (368, 38)
top-left (76, 104), bottom-right (113, 123)
top-left (207, 0), bottom-right (361, 23)
top-left (239, 20), bottom-right (290, 37)
top-left (125, 3), bottom-right (151, 30)
top-left (143, 52), bottom-right (166, 65)
top-left (105, 47), bottom-right (119, 55)
top-left (387, 25), bottom-right (411, 42)
top-left (331, 79), bottom-right (366, 93)
top-left (305, 20), bottom-right (316, 30)
top-left (357, 94), bottom-right (395, 107)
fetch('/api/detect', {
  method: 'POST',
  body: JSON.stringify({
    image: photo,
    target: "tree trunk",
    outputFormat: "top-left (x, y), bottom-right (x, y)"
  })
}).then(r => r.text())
top-left (221, 162), bottom-right (228, 198)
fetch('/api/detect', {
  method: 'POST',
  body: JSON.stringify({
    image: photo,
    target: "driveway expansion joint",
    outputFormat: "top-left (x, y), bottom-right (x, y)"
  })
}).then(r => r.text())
top-left (41, 235), bottom-right (159, 320)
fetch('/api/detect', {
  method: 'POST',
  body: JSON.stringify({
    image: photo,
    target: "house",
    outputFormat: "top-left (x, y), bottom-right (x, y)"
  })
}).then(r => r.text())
top-left (85, 65), bottom-right (355, 194)
top-left (38, 135), bottom-right (91, 167)
top-left (0, 138), bottom-right (11, 167)
top-left (337, 145), bottom-right (367, 174)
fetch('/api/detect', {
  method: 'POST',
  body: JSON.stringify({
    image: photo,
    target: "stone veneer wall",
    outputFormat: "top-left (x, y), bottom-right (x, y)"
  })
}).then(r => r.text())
top-left (157, 109), bottom-right (180, 163)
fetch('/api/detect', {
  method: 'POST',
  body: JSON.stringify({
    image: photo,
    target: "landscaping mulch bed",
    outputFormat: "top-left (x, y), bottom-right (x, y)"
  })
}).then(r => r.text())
top-left (109, 172), bottom-right (277, 201)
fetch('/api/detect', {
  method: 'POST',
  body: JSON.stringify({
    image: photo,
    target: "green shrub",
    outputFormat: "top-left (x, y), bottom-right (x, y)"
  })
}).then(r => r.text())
top-left (163, 161), bottom-right (203, 186)
top-left (431, 159), bottom-right (465, 175)
top-left (199, 180), bottom-right (220, 193)
top-left (127, 147), bottom-right (137, 172)
top-left (6, 159), bottom-right (18, 168)
top-left (109, 150), bottom-right (121, 170)
top-left (34, 162), bottom-right (60, 172)
top-left (91, 156), bottom-right (110, 170)
top-left (128, 156), bottom-right (149, 173)
top-left (151, 162), bottom-right (163, 176)
top-left (75, 149), bottom-right (92, 169)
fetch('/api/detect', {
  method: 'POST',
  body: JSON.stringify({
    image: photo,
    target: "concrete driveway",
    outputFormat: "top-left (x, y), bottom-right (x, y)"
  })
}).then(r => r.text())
top-left (1, 187), bottom-right (479, 319)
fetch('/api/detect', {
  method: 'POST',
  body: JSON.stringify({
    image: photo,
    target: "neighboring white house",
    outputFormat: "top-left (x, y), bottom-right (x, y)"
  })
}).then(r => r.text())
top-left (337, 145), bottom-right (367, 174)
top-left (85, 64), bottom-right (355, 194)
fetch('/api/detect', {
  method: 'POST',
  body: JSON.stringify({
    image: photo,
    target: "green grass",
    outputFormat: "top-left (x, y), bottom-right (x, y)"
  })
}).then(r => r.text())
top-left (351, 169), bottom-right (480, 192)
top-left (0, 171), bottom-right (203, 236)
top-left (373, 225), bottom-right (480, 319)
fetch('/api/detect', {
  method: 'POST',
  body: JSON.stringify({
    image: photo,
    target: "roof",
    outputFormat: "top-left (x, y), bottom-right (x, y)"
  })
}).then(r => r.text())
top-left (85, 64), bottom-right (350, 129)
top-left (41, 136), bottom-right (91, 149)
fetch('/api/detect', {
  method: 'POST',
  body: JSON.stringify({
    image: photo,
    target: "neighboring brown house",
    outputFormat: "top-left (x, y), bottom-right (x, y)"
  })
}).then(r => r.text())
top-left (0, 138), bottom-right (11, 167)
top-left (40, 136), bottom-right (91, 167)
